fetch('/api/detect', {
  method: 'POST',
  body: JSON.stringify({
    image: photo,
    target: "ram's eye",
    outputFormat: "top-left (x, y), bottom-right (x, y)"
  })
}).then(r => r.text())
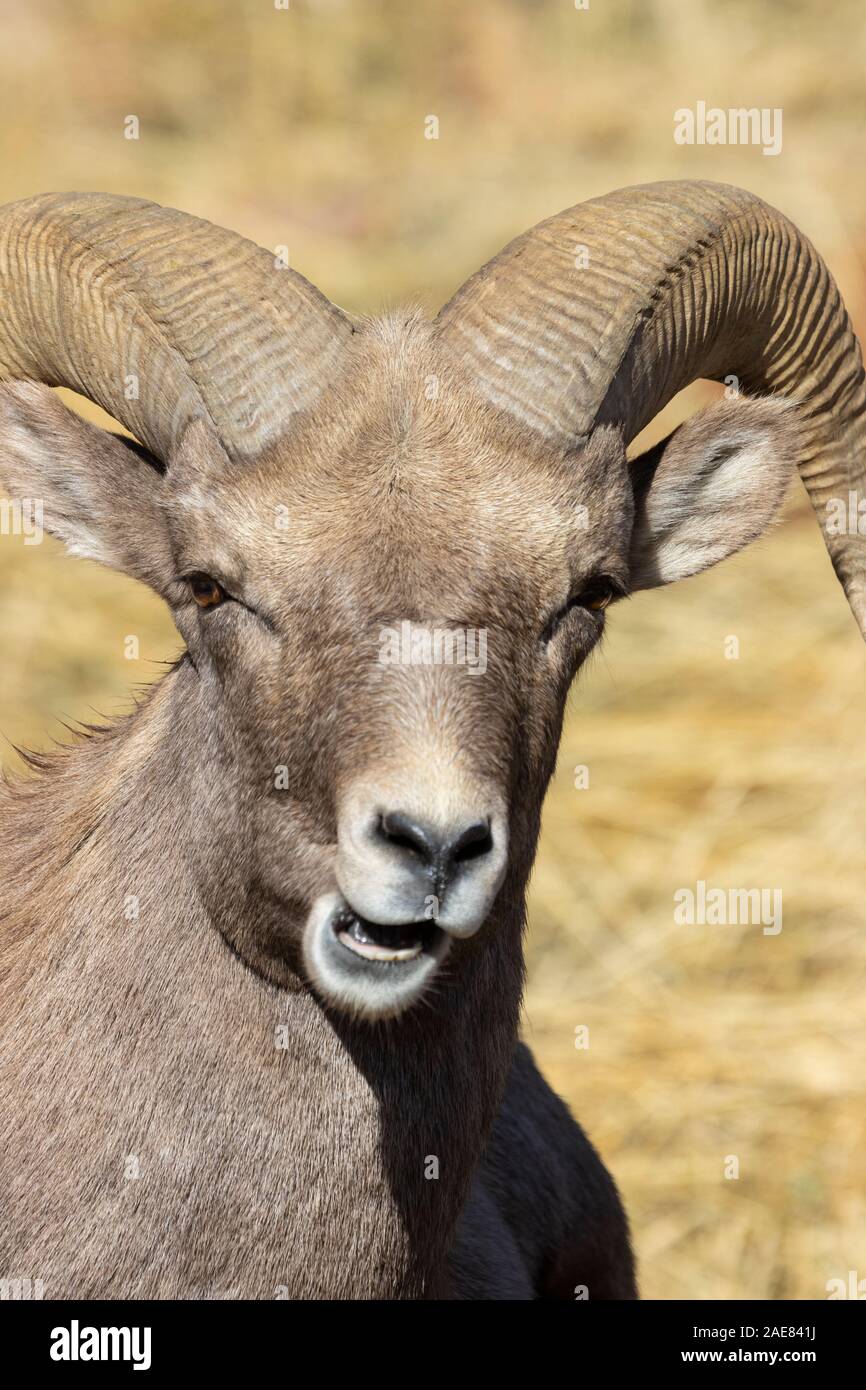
top-left (578, 579), bottom-right (617, 611)
top-left (188, 573), bottom-right (226, 609)
top-left (541, 575), bottom-right (624, 643)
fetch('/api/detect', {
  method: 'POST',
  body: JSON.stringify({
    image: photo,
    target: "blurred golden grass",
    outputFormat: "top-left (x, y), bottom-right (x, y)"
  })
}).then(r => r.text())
top-left (1, 0), bottom-right (865, 1300)
top-left (525, 506), bottom-right (866, 1299)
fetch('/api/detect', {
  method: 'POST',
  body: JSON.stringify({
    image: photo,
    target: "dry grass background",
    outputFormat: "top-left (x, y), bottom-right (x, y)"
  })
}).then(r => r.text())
top-left (1, 0), bottom-right (865, 1298)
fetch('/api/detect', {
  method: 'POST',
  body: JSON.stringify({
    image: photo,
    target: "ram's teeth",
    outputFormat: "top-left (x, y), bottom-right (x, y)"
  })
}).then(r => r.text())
top-left (347, 915), bottom-right (376, 944)
top-left (337, 929), bottom-right (423, 963)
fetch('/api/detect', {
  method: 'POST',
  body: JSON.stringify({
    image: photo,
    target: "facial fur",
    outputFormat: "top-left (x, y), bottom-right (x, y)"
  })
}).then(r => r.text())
top-left (149, 314), bottom-right (633, 1016)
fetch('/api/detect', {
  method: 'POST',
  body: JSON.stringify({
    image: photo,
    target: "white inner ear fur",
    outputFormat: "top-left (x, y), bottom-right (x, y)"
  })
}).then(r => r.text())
top-left (628, 395), bottom-right (800, 591)
top-left (0, 380), bottom-right (171, 586)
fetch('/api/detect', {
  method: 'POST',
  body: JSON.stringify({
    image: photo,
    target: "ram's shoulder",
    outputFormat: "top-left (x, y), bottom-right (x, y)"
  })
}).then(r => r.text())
top-left (472, 1042), bottom-right (638, 1299)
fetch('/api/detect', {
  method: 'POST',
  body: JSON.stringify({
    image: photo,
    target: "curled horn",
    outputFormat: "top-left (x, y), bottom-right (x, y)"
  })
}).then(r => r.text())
top-left (436, 180), bottom-right (866, 638)
top-left (0, 192), bottom-right (353, 463)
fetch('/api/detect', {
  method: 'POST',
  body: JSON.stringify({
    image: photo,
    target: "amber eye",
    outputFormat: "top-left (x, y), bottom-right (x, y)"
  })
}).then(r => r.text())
top-left (188, 572), bottom-right (226, 609)
top-left (581, 584), bottom-right (615, 611)
top-left (542, 575), bottom-right (623, 643)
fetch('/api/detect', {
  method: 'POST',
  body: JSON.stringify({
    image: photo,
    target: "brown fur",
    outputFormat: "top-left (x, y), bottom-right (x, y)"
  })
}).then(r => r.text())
top-left (0, 307), bottom-right (800, 1298)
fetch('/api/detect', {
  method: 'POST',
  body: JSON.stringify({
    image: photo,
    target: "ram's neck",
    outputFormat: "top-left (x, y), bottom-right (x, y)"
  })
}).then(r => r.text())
top-left (0, 663), bottom-right (193, 975)
top-left (2, 661), bottom-right (526, 1296)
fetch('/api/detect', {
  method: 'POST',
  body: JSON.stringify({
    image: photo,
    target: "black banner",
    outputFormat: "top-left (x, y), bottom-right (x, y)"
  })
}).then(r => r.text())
top-left (4, 1298), bottom-right (863, 1376)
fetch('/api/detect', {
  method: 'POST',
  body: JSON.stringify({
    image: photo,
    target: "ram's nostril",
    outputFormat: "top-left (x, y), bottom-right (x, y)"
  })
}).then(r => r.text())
top-left (449, 820), bottom-right (493, 865)
top-left (378, 811), bottom-right (436, 864)
top-left (376, 810), bottom-right (494, 876)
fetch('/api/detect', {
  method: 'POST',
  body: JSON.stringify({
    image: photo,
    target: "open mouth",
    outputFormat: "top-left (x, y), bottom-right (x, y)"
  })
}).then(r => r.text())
top-left (334, 907), bottom-right (441, 963)
top-left (304, 892), bottom-right (451, 1020)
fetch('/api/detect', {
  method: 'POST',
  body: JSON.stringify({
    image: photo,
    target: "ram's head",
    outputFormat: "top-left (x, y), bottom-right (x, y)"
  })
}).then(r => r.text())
top-left (1, 184), bottom-right (863, 1017)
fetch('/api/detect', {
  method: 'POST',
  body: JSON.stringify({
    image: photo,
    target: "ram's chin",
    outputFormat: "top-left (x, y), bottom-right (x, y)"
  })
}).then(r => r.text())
top-left (303, 892), bottom-right (450, 1021)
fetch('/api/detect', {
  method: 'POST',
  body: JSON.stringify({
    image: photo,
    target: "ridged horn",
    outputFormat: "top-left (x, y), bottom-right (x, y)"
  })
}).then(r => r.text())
top-left (0, 192), bottom-right (353, 462)
top-left (436, 180), bottom-right (866, 638)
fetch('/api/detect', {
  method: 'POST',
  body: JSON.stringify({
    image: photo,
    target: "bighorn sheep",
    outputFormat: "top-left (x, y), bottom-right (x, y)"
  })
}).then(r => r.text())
top-left (0, 182), bottom-right (863, 1300)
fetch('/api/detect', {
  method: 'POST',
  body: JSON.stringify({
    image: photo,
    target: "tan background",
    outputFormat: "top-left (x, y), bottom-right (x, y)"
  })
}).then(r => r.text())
top-left (1, 0), bottom-right (864, 1298)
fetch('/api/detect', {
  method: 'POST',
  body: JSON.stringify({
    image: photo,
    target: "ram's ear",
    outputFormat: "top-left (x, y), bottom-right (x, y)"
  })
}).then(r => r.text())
top-left (0, 381), bottom-right (174, 590)
top-left (628, 396), bottom-right (798, 590)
